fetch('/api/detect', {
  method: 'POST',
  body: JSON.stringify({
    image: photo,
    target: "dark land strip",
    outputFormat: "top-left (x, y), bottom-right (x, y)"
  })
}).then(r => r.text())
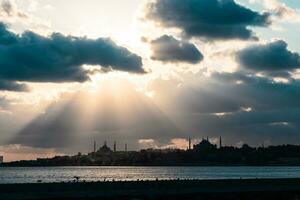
top-left (2, 178), bottom-right (300, 200)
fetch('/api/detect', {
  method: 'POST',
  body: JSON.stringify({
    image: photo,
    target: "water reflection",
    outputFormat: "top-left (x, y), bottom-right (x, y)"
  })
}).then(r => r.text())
top-left (1, 166), bottom-right (300, 184)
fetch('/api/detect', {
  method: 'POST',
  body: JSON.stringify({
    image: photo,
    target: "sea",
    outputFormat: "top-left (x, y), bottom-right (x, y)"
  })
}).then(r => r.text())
top-left (1, 166), bottom-right (300, 184)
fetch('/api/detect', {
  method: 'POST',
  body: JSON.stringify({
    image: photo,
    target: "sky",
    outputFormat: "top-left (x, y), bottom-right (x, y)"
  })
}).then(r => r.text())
top-left (0, 0), bottom-right (300, 162)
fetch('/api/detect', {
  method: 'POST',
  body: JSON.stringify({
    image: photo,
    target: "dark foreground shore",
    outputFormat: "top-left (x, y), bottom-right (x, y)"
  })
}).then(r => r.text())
top-left (2, 178), bottom-right (300, 200)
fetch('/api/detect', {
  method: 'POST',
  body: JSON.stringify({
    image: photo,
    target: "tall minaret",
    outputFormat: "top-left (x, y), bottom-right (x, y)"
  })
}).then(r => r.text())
top-left (219, 136), bottom-right (222, 149)
top-left (114, 141), bottom-right (117, 152)
top-left (94, 140), bottom-right (97, 153)
top-left (125, 143), bottom-right (127, 152)
top-left (188, 137), bottom-right (191, 150)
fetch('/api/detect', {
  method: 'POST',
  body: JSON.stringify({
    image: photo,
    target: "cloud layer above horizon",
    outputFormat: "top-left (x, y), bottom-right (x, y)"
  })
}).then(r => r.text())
top-left (149, 35), bottom-right (203, 64)
top-left (145, 0), bottom-right (270, 40)
top-left (0, 0), bottom-right (300, 161)
top-left (0, 23), bottom-right (144, 91)
top-left (237, 40), bottom-right (300, 77)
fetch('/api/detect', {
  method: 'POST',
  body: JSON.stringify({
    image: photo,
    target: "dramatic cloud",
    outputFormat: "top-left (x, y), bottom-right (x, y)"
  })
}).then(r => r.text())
top-left (150, 71), bottom-right (300, 114)
top-left (0, 79), bottom-right (29, 92)
top-left (145, 0), bottom-right (270, 40)
top-left (0, 23), bottom-right (144, 90)
top-left (146, 71), bottom-right (300, 145)
top-left (5, 71), bottom-right (300, 150)
top-left (149, 35), bottom-right (203, 64)
top-left (1, 0), bottom-right (300, 158)
top-left (237, 40), bottom-right (300, 74)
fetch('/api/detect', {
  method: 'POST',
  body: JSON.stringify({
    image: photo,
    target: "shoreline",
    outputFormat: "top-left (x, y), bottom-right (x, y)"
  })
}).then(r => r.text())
top-left (2, 178), bottom-right (300, 199)
top-left (4, 164), bottom-right (300, 167)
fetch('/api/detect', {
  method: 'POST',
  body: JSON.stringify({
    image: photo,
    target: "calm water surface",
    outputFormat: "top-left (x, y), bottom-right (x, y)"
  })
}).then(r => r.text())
top-left (1, 166), bottom-right (300, 184)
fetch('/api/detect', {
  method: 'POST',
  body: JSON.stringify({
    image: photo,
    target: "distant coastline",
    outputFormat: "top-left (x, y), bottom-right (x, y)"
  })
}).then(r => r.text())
top-left (3, 139), bottom-right (300, 167)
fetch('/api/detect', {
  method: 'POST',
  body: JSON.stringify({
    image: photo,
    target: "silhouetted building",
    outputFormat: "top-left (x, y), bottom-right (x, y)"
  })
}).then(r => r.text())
top-left (193, 138), bottom-right (217, 152)
top-left (97, 141), bottom-right (112, 154)
top-left (188, 137), bottom-right (192, 150)
top-left (0, 155), bottom-right (3, 163)
top-left (219, 136), bottom-right (222, 148)
top-left (241, 144), bottom-right (254, 152)
top-left (8, 137), bottom-right (300, 167)
top-left (114, 141), bottom-right (117, 152)
top-left (94, 140), bottom-right (97, 153)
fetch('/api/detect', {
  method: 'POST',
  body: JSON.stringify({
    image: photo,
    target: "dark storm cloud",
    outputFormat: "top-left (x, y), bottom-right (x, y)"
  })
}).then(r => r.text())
top-left (179, 108), bottom-right (300, 146)
top-left (0, 23), bottom-right (144, 88)
top-left (149, 35), bottom-right (203, 64)
top-left (237, 40), bottom-right (300, 74)
top-left (211, 72), bottom-right (300, 111)
top-left (0, 79), bottom-right (29, 92)
top-left (150, 71), bottom-right (300, 114)
top-left (145, 0), bottom-right (270, 40)
top-left (147, 71), bottom-right (300, 145)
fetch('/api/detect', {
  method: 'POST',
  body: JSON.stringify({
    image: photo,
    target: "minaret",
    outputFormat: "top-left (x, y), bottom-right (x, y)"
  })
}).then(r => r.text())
top-left (219, 136), bottom-right (222, 149)
top-left (114, 141), bottom-right (116, 152)
top-left (125, 143), bottom-right (127, 152)
top-left (104, 141), bottom-right (107, 146)
top-left (207, 136), bottom-right (209, 142)
top-left (94, 140), bottom-right (97, 153)
top-left (188, 137), bottom-right (191, 150)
